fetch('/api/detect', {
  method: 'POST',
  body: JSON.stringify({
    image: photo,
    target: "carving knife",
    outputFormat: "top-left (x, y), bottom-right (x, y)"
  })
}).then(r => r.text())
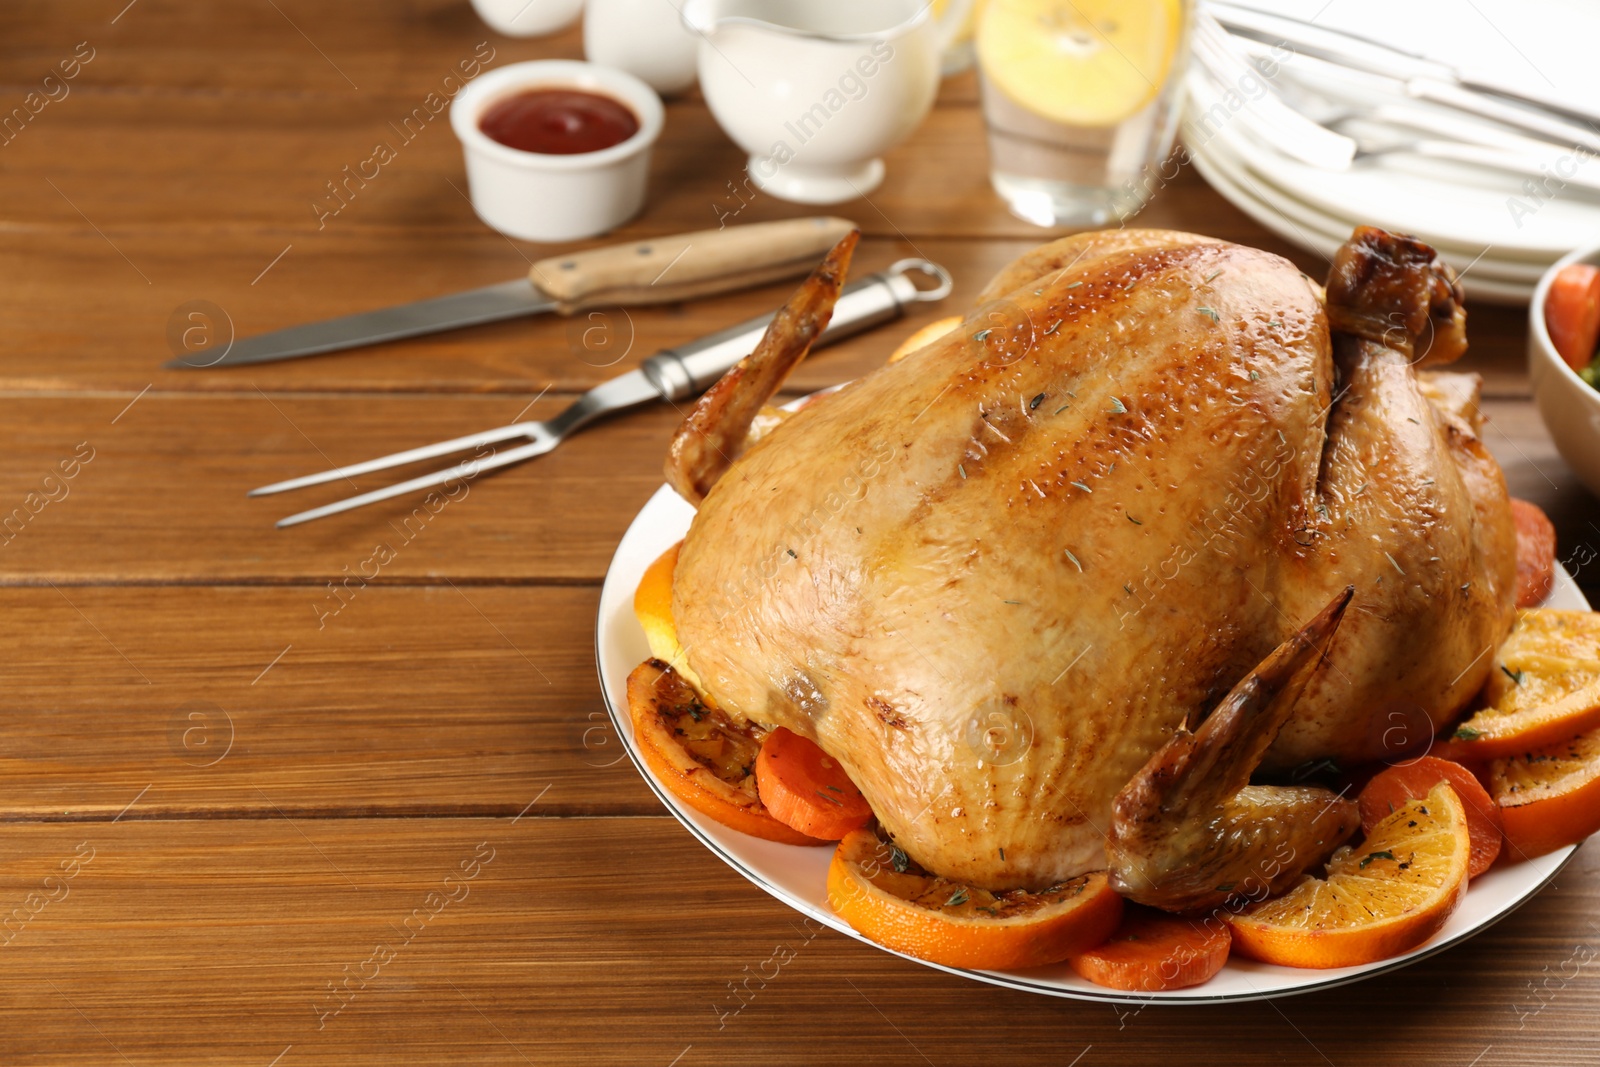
top-left (167, 216), bottom-right (857, 368)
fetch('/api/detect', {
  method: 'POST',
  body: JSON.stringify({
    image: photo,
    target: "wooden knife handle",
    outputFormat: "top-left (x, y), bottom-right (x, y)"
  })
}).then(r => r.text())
top-left (528, 217), bottom-right (857, 313)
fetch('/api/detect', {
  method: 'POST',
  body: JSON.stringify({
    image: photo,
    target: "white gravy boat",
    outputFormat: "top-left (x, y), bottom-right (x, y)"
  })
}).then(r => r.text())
top-left (682, 0), bottom-right (956, 204)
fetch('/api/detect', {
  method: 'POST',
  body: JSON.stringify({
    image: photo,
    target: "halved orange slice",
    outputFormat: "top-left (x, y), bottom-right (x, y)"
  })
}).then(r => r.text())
top-left (1490, 723), bottom-right (1600, 859)
top-left (977, 0), bottom-right (1185, 128)
top-left (1357, 756), bottom-right (1502, 878)
top-left (827, 829), bottom-right (1123, 970)
top-left (1435, 610), bottom-right (1600, 761)
top-left (627, 659), bottom-right (823, 846)
top-left (1225, 782), bottom-right (1471, 969)
top-left (633, 542), bottom-right (703, 692)
top-left (887, 315), bottom-right (962, 363)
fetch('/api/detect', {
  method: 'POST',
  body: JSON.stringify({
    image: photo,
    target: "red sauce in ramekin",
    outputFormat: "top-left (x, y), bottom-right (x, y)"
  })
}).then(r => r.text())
top-left (478, 88), bottom-right (640, 155)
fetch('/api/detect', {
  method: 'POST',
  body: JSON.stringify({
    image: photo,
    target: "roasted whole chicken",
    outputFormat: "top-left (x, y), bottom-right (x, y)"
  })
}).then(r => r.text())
top-left (660, 226), bottom-right (1517, 911)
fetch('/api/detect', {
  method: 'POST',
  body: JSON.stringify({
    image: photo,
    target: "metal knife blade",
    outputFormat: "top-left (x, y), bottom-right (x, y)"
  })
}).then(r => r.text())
top-left (167, 216), bottom-right (859, 369)
top-left (168, 279), bottom-right (550, 369)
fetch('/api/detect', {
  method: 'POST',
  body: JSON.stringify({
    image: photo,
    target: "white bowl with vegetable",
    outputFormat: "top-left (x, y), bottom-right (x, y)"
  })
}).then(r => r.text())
top-left (1530, 244), bottom-right (1600, 499)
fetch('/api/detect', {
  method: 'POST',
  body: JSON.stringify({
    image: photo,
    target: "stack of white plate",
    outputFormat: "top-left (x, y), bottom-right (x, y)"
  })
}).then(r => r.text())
top-left (1184, 0), bottom-right (1600, 304)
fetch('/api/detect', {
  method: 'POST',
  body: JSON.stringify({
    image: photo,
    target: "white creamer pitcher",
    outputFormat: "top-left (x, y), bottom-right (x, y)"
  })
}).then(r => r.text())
top-left (682, 0), bottom-right (955, 204)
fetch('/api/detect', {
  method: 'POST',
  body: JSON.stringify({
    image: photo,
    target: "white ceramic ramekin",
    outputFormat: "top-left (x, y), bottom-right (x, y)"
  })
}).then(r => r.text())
top-left (469, 0), bottom-right (584, 37)
top-left (1529, 242), bottom-right (1600, 499)
top-left (450, 60), bottom-right (664, 242)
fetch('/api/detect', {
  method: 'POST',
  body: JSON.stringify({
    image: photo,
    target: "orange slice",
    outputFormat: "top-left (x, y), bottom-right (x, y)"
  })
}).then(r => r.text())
top-left (826, 829), bottom-right (1123, 970)
top-left (1225, 782), bottom-right (1471, 969)
top-left (1435, 610), bottom-right (1600, 761)
top-left (1357, 756), bottom-right (1503, 878)
top-left (1069, 905), bottom-right (1231, 991)
top-left (627, 659), bottom-right (824, 846)
top-left (633, 542), bottom-right (703, 692)
top-left (1490, 723), bottom-right (1600, 859)
top-left (977, 0), bottom-right (1185, 128)
top-left (887, 315), bottom-right (962, 363)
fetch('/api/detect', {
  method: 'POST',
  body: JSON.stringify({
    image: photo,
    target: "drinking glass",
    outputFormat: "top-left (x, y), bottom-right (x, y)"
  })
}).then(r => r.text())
top-left (929, 0), bottom-right (978, 75)
top-left (977, 0), bottom-right (1192, 227)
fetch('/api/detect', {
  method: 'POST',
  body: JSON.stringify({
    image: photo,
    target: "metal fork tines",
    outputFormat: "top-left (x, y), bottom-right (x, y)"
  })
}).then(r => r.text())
top-left (249, 370), bottom-right (659, 528)
top-left (249, 257), bottom-right (954, 528)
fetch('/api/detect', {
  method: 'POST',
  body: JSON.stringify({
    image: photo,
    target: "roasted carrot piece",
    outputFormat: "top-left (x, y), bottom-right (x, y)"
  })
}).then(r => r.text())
top-left (1544, 263), bottom-right (1600, 371)
top-left (756, 727), bottom-right (872, 840)
top-left (1511, 498), bottom-right (1556, 609)
top-left (1069, 905), bottom-right (1231, 992)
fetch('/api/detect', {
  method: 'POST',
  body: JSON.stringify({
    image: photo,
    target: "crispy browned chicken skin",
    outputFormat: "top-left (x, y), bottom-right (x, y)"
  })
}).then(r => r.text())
top-left (666, 227), bottom-right (1516, 902)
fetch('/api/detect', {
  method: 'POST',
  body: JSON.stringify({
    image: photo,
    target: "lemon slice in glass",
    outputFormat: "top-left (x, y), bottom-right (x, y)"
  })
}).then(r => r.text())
top-left (977, 0), bottom-right (1184, 127)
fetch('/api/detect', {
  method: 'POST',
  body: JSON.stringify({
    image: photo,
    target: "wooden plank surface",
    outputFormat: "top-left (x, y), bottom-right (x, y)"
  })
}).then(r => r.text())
top-left (0, 585), bottom-right (661, 818)
top-left (0, 227), bottom-right (1536, 396)
top-left (6, 0), bottom-right (1600, 1063)
top-left (0, 818), bottom-right (1596, 1066)
top-left (2, 85), bottom-right (1001, 238)
top-left (0, 395), bottom-right (1580, 585)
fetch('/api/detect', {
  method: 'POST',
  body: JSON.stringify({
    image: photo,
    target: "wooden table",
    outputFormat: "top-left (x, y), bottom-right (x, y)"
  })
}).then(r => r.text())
top-left (4, 2), bottom-right (1599, 1063)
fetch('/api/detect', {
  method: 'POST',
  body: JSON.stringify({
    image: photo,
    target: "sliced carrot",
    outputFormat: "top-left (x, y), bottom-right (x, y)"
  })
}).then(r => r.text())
top-left (1511, 499), bottom-right (1557, 609)
top-left (1544, 262), bottom-right (1600, 371)
top-left (627, 660), bottom-right (825, 846)
top-left (1069, 905), bottom-right (1231, 992)
top-left (1357, 756), bottom-right (1502, 878)
top-left (1490, 724), bottom-right (1600, 859)
top-left (756, 727), bottom-right (872, 840)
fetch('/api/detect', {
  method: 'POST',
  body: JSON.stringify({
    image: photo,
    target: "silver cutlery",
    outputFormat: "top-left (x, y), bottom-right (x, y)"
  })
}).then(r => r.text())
top-left (1209, 0), bottom-right (1600, 133)
top-left (250, 258), bottom-right (953, 527)
top-left (1341, 127), bottom-right (1600, 197)
top-left (1193, 12), bottom-right (1600, 193)
top-left (1190, 14), bottom-right (1356, 169)
top-left (1229, 33), bottom-right (1600, 159)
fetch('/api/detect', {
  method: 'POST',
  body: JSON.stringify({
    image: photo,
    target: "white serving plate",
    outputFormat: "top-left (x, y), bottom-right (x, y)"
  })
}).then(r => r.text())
top-left (1195, 0), bottom-right (1600, 264)
top-left (598, 488), bottom-right (1584, 1004)
top-left (1187, 138), bottom-right (1537, 306)
top-left (1184, 95), bottom-right (1551, 285)
top-left (1192, 100), bottom-right (1600, 267)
